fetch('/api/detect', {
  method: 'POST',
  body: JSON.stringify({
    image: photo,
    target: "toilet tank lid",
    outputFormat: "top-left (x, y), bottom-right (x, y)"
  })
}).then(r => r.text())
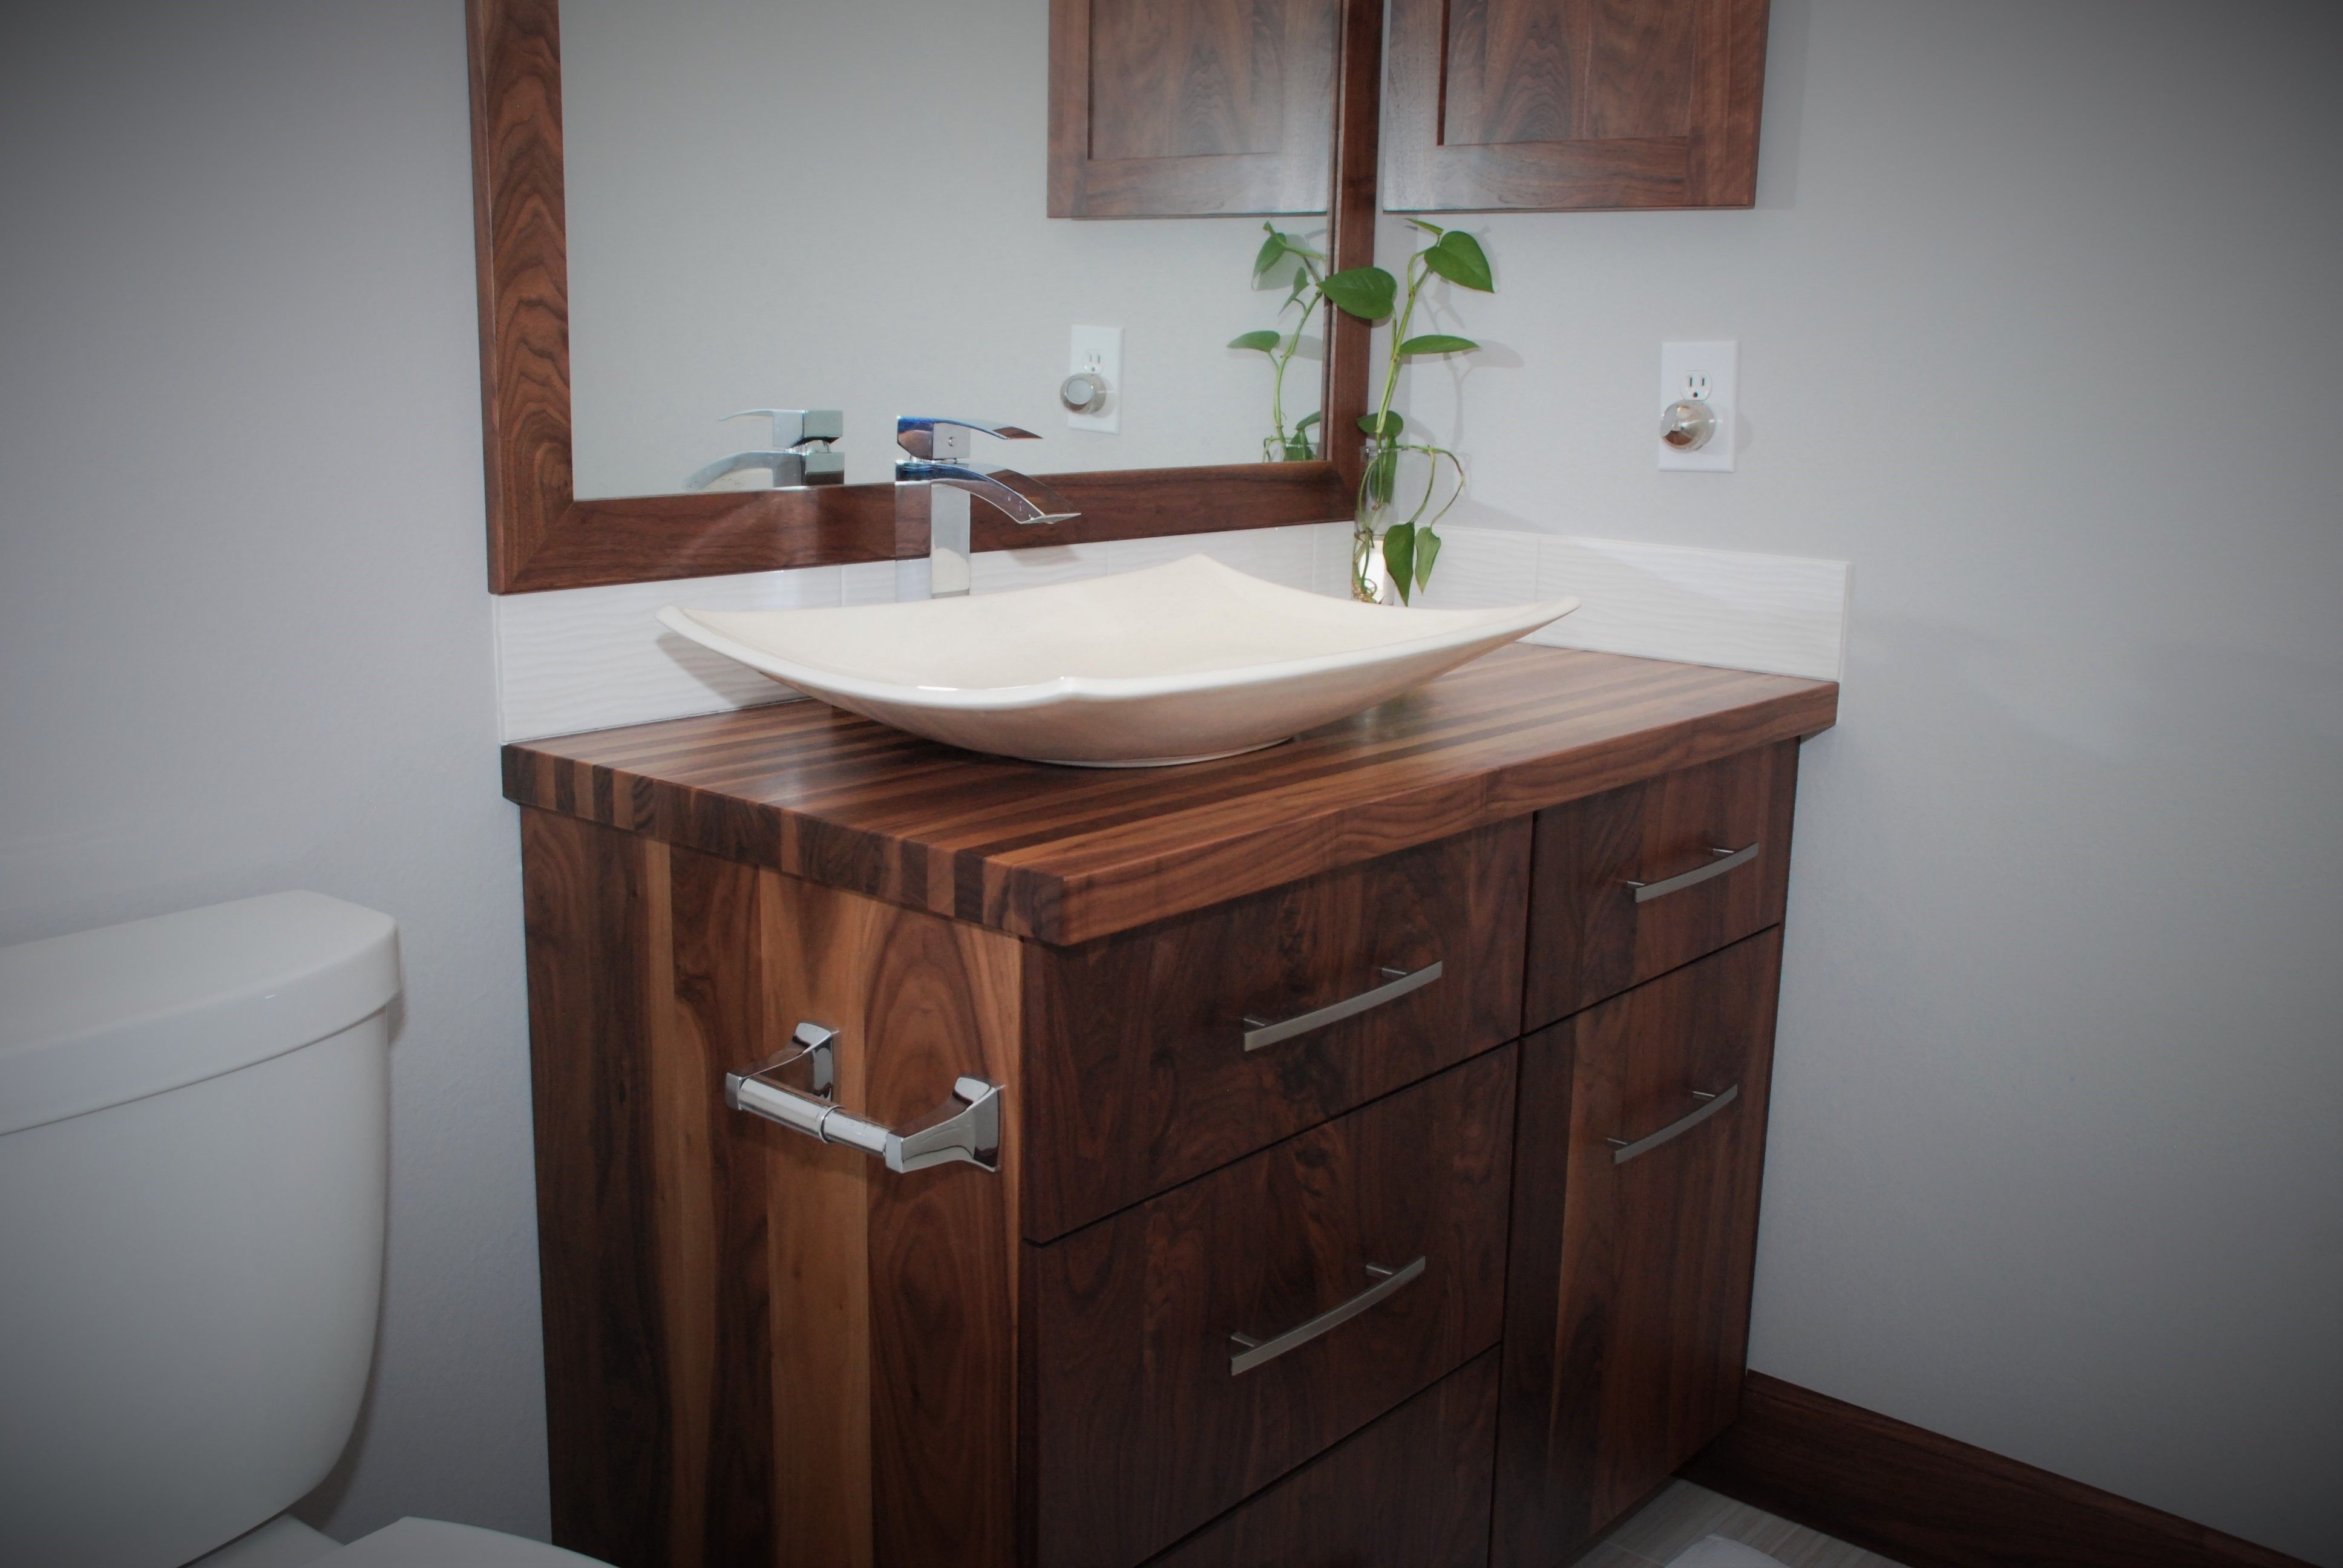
top-left (0, 892), bottom-right (400, 1137)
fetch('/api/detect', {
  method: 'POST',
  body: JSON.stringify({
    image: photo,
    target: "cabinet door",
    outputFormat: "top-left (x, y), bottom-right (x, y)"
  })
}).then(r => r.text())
top-left (1050, 0), bottom-right (1340, 216)
top-left (1383, 0), bottom-right (1769, 211)
top-left (1493, 930), bottom-right (1782, 1566)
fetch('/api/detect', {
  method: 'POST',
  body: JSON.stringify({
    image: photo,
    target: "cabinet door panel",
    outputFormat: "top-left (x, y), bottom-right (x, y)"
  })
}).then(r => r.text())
top-left (1033, 1048), bottom-right (1515, 1568)
top-left (1527, 740), bottom-right (1795, 1030)
top-left (1493, 929), bottom-right (1781, 1565)
top-left (1144, 1348), bottom-right (1499, 1567)
top-left (1024, 820), bottom-right (1527, 1241)
top-left (1384, 0), bottom-right (1768, 211)
top-left (1051, 0), bottom-right (1339, 215)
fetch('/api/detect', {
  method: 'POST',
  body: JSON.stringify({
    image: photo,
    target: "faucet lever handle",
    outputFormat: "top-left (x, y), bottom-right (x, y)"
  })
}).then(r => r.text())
top-left (896, 416), bottom-right (1040, 461)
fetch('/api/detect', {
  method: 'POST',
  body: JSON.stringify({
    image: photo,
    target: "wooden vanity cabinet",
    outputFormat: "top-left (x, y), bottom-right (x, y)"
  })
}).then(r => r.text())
top-left (503, 647), bottom-right (1835, 1568)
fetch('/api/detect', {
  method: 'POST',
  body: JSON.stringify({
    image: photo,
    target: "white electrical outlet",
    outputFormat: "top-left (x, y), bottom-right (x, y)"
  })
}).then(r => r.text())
top-left (1067, 325), bottom-right (1122, 433)
top-left (1658, 340), bottom-right (1737, 471)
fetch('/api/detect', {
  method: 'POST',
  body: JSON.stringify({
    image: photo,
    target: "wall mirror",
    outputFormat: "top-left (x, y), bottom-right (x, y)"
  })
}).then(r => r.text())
top-left (470, 0), bottom-right (1381, 592)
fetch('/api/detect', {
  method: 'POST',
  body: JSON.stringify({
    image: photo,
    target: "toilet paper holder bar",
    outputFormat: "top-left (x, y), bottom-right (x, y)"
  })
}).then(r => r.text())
top-left (724, 1021), bottom-right (1001, 1175)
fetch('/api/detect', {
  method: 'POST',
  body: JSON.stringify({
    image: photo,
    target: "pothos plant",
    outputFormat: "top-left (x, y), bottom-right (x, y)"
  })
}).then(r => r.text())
top-left (1229, 223), bottom-right (1326, 462)
top-left (1233, 220), bottom-right (1495, 603)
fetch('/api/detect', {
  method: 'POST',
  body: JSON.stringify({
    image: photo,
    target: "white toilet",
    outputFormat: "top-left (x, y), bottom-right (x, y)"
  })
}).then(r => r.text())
top-left (0, 893), bottom-right (604, 1568)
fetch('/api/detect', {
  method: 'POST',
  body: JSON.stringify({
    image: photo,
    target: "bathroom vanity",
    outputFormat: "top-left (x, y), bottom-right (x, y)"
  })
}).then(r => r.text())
top-left (504, 644), bottom-right (1835, 1568)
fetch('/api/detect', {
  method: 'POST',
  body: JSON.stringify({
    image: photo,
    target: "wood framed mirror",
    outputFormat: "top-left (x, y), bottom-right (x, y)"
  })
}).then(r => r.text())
top-left (467, 0), bottom-right (1384, 593)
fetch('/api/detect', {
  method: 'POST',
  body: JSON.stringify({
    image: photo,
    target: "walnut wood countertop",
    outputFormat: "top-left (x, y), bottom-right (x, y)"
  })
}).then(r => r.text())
top-left (502, 647), bottom-right (1837, 946)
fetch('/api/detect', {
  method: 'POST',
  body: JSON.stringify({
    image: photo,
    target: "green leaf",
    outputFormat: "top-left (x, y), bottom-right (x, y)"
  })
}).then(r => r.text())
top-left (1294, 411), bottom-right (1322, 433)
top-left (1413, 526), bottom-right (1441, 590)
top-left (1404, 217), bottom-right (1447, 237)
top-left (1320, 265), bottom-right (1398, 321)
top-left (1253, 230), bottom-right (1289, 279)
top-left (1397, 333), bottom-right (1480, 357)
top-left (1424, 230), bottom-right (1494, 292)
top-left (1357, 410), bottom-right (1404, 438)
top-left (1382, 523), bottom-right (1416, 605)
top-left (1227, 329), bottom-right (1283, 353)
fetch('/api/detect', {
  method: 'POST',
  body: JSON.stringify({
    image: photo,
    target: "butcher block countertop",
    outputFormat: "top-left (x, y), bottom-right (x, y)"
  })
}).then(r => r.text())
top-left (501, 645), bottom-right (1838, 946)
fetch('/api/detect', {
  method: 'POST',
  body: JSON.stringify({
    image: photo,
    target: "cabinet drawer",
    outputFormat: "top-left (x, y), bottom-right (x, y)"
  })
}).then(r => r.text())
top-left (1494, 930), bottom-right (1781, 1565)
top-left (1022, 820), bottom-right (1529, 1240)
top-left (1144, 1347), bottom-right (1499, 1568)
top-left (1032, 1048), bottom-right (1516, 1568)
top-left (1525, 741), bottom-right (1795, 1030)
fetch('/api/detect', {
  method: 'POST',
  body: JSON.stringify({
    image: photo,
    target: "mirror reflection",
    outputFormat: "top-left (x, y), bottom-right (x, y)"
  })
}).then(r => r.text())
top-left (561, 0), bottom-right (1332, 498)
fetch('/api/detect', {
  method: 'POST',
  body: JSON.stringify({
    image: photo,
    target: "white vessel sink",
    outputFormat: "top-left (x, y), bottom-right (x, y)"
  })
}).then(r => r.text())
top-left (657, 555), bottom-right (1579, 766)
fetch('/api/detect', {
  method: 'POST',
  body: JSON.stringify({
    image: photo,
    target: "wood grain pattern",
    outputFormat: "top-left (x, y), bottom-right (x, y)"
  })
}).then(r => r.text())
top-left (468, 0), bottom-right (1370, 595)
top-left (1381, 0), bottom-right (1769, 211)
top-left (519, 808), bottom-right (1024, 1567)
top-left (503, 646), bottom-right (1838, 945)
top-left (1021, 819), bottom-right (1527, 1240)
top-left (1682, 1373), bottom-right (2321, 1568)
top-left (1525, 738), bottom-right (1797, 1029)
top-left (1031, 1047), bottom-right (1516, 1568)
top-left (1144, 1347), bottom-right (1501, 1568)
top-left (1494, 929), bottom-right (1781, 1566)
top-left (1325, 0), bottom-right (1383, 492)
top-left (1049, 0), bottom-right (1336, 216)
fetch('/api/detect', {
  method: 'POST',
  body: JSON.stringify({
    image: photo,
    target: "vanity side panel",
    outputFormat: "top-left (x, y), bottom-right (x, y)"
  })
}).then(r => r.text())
top-left (520, 808), bottom-right (674, 1566)
top-left (520, 807), bottom-right (1024, 1568)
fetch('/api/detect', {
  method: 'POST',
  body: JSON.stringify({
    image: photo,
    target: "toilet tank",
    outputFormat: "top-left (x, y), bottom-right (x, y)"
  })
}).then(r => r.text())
top-left (0, 893), bottom-right (402, 1568)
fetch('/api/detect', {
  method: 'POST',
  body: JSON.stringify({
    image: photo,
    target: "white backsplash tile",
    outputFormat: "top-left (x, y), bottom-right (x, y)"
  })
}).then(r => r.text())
top-left (1106, 525), bottom-right (1317, 587)
top-left (1525, 535), bottom-right (1850, 682)
top-left (492, 520), bottom-right (1847, 743)
top-left (493, 565), bottom-right (840, 742)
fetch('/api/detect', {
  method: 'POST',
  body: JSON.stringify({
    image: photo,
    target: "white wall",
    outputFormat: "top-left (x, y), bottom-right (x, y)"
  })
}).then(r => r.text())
top-left (1386, 2), bottom-right (2341, 1560)
top-left (0, 0), bottom-right (549, 1547)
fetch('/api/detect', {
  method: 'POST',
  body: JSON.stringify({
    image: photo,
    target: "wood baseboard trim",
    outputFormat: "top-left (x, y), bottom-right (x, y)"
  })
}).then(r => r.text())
top-left (1680, 1372), bottom-right (2315, 1568)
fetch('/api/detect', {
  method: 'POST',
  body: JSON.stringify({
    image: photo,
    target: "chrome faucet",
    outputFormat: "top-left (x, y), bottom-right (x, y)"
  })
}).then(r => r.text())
top-left (686, 408), bottom-right (845, 490)
top-left (896, 417), bottom-right (1080, 597)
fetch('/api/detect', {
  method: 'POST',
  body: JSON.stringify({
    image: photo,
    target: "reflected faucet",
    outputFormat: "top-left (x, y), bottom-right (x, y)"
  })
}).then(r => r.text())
top-left (896, 417), bottom-right (1080, 597)
top-left (686, 408), bottom-right (845, 490)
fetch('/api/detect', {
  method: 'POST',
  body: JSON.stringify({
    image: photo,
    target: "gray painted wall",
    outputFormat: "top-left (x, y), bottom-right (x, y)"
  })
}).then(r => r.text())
top-left (2, 0), bottom-right (2334, 1563)
top-left (0, 0), bottom-right (550, 1546)
top-left (1391, 2), bottom-right (2341, 1560)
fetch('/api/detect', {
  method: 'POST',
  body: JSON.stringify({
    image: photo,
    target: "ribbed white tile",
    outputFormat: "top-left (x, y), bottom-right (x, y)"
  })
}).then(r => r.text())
top-left (1527, 535), bottom-right (1849, 682)
top-left (841, 559), bottom-right (899, 606)
top-left (1307, 521), bottom-right (1360, 598)
top-left (493, 525), bottom-right (1848, 745)
top-left (1410, 526), bottom-right (1543, 611)
top-left (968, 541), bottom-right (1113, 594)
top-left (492, 566), bottom-right (839, 742)
top-left (1106, 524), bottom-right (1319, 588)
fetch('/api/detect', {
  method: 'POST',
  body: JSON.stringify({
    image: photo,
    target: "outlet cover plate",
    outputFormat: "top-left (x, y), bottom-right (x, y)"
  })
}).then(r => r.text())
top-left (1068, 325), bottom-right (1122, 433)
top-left (1659, 339), bottom-right (1737, 471)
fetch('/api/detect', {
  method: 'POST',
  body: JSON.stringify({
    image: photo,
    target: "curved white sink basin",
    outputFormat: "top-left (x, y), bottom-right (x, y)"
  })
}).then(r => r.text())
top-left (658, 555), bottom-right (1579, 766)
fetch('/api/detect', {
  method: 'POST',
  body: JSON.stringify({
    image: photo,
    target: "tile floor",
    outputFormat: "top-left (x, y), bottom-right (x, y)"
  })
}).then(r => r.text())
top-left (1573, 1480), bottom-right (1910, 1568)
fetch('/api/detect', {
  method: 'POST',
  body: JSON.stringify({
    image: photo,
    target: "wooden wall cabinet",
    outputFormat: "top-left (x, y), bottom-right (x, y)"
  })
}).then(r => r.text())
top-left (1383, 0), bottom-right (1771, 211)
top-left (505, 648), bottom-right (1835, 1567)
top-left (1048, 0), bottom-right (1341, 216)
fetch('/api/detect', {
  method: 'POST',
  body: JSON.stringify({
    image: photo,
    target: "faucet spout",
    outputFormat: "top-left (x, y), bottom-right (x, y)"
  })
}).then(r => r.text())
top-left (895, 417), bottom-right (1083, 597)
top-left (908, 462), bottom-right (1080, 528)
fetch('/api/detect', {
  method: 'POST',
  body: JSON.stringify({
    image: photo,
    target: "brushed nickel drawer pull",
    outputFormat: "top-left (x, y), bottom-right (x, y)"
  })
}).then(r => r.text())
top-left (1241, 961), bottom-right (1444, 1052)
top-left (1625, 842), bottom-right (1759, 903)
top-left (1227, 1256), bottom-right (1427, 1376)
top-left (1607, 1083), bottom-right (1741, 1165)
top-left (726, 1021), bottom-right (1002, 1175)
